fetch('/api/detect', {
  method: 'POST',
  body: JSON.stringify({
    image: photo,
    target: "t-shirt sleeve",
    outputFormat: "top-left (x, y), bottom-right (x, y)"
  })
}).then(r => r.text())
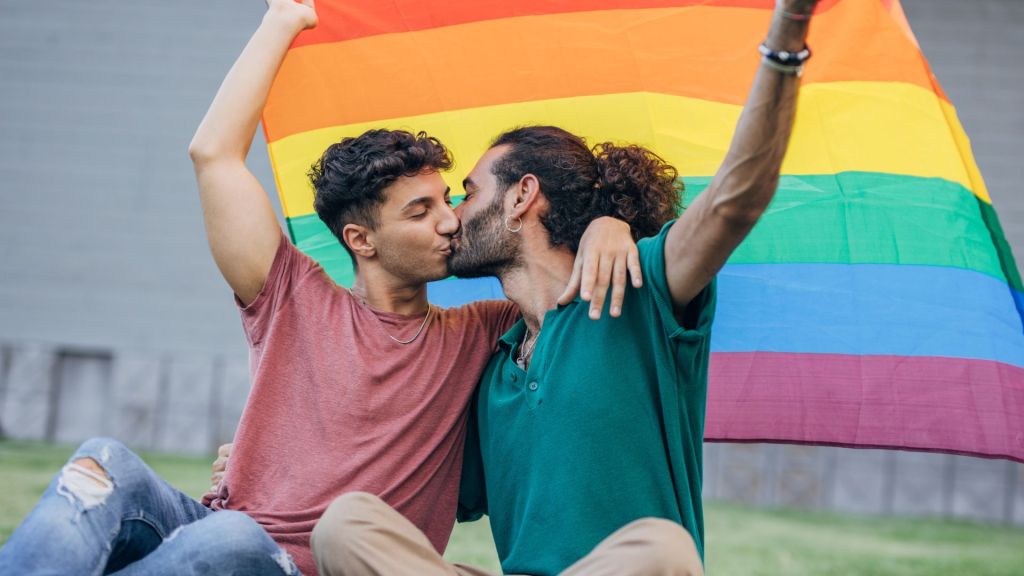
top-left (463, 299), bottom-right (521, 349)
top-left (235, 230), bottom-right (323, 346)
top-left (636, 220), bottom-right (717, 341)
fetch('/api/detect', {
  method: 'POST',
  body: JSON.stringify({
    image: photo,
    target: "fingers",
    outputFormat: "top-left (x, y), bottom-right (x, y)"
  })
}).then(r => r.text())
top-left (588, 252), bottom-right (613, 320)
top-left (607, 256), bottom-right (628, 318)
top-left (213, 455), bottom-right (228, 474)
top-left (628, 245), bottom-right (643, 288)
top-left (571, 217), bottom-right (641, 319)
top-left (579, 248), bottom-right (599, 304)
top-left (211, 442), bottom-right (232, 489)
top-left (558, 248), bottom-right (585, 305)
top-left (597, 249), bottom-right (632, 319)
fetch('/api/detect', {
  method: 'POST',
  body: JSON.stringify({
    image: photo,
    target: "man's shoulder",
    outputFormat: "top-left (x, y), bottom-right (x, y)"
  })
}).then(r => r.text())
top-left (636, 219), bottom-right (676, 260)
top-left (438, 299), bottom-right (520, 344)
top-left (444, 299), bottom-right (518, 320)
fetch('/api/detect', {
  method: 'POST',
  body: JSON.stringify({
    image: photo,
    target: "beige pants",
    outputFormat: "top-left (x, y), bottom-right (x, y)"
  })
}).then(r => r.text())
top-left (311, 492), bottom-right (704, 576)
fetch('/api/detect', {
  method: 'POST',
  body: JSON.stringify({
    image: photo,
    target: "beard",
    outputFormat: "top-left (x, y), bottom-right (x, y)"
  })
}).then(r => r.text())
top-left (448, 193), bottom-right (521, 279)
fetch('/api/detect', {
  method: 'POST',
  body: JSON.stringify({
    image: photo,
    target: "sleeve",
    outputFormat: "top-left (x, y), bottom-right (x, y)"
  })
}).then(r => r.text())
top-left (464, 299), bottom-right (521, 350)
top-left (235, 230), bottom-right (323, 346)
top-left (636, 220), bottom-right (717, 341)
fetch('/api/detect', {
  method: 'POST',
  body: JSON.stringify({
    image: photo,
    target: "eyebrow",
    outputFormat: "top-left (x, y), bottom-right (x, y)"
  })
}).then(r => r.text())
top-left (400, 197), bottom-right (431, 212)
top-left (401, 187), bottom-right (451, 212)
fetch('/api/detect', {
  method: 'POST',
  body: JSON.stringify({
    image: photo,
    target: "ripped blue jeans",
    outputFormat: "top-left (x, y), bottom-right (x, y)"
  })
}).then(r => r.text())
top-left (0, 437), bottom-right (300, 576)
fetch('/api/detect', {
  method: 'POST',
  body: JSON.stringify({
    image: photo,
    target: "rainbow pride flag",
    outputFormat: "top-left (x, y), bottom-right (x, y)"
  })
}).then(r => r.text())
top-left (263, 0), bottom-right (1024, 462)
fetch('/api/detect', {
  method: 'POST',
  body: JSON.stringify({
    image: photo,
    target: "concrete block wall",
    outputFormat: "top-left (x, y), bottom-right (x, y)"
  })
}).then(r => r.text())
top-left (704, 444), bottom-right (1024, 527)
top-left (0, 342), bottom-right (250, 456)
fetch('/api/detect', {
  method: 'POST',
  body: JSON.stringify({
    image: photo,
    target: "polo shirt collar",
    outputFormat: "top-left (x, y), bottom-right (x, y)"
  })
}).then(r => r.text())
top-left (498, 318), bottom-right (528, 352)
top-left (498, 295), bottom-right (586, 353)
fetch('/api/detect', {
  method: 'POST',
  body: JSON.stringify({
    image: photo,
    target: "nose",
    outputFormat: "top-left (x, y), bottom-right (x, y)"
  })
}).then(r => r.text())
top-left (438, 202), bottom-right (461, 237)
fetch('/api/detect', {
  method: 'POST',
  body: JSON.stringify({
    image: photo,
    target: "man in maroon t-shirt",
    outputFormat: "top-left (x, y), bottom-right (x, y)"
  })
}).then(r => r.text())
top-left (0, 1), bottom-right (641, 575)
top-left (187, 2), bottom-right (642, 573)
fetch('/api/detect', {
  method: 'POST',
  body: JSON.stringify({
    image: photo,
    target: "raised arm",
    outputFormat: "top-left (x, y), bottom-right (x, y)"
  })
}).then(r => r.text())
top-left (187, 0), bottom-right (317, 306)
top-left (664, 0), bottom-right (817, 309)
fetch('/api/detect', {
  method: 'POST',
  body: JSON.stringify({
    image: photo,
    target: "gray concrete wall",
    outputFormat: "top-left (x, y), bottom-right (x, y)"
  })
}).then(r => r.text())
top-left (704, 443), bottom-right (1024, 527)
top-left (0, 0), bottom-right (274, 457)
top-left (0, 343), bottom-right (248, 454)
top-left (0, 1), bottom-right (273, 358)
top-left (903, 0), bottom-right (1024, 251)
top-left (0, 0), bottom-right (1021, 522)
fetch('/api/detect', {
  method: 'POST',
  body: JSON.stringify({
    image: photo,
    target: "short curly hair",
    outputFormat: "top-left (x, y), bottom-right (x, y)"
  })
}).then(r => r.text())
top-left (490, 126), bottom-right (681, 252)
top-left (308, 129), bottom-right (453, 261)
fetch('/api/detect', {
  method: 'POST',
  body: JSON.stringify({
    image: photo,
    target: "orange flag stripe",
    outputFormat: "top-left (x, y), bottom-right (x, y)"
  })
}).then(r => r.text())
top-left (265, 0), bottom-right (939, 143)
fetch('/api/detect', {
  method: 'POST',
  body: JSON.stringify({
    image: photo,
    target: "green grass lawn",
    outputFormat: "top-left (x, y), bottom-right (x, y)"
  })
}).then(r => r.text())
top-left (2, 440), bottom-right (1022, 574)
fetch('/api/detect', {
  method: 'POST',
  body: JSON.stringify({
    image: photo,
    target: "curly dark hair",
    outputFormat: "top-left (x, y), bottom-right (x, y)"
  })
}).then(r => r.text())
top-left (308, 129), bottom-right (453, 261)
top-left (490, 126), bottom-right (682, 252)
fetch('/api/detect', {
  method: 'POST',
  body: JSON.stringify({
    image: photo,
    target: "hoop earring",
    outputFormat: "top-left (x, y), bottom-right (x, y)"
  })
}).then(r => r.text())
top-left (504, 215), bottom-right (523, 233)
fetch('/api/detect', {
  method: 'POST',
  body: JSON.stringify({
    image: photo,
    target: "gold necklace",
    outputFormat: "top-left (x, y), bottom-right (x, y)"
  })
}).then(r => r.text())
top-left (353, 290), bottom-right (434, 345)
top-left (384, 305), bottom-right (434, 345)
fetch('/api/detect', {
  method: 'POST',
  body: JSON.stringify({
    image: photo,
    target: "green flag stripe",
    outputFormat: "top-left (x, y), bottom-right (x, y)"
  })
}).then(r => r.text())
top-left (683, 172), bottom-right (1020, 289)
top-left (286, 171), bottom-right (1021, 291)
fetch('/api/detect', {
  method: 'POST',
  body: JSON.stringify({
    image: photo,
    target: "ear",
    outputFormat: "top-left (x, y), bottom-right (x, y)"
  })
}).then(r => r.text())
top-left (508, 174), bottom-right (543, 220)
top-left (342, 223), bottom-right (376, 259)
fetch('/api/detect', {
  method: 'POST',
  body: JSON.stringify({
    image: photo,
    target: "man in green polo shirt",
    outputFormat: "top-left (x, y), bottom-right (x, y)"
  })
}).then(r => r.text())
top-left (315, 0), bottom-right (819, 574)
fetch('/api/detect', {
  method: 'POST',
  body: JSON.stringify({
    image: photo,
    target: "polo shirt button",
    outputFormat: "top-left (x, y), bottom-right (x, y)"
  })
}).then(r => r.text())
top-left (528, 381), bottom-right (539, 391)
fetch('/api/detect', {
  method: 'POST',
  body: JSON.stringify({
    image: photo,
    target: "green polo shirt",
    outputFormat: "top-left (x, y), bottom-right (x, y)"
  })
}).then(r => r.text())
top-left (458, 221), bottom-right (716, 576)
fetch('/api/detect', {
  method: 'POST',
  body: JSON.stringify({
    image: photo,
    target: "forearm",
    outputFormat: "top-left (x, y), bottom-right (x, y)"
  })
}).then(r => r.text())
top-left (661, 1), bottom-right (817, 307)
top-left (187, 2), bottom-right (315, 304)
top-left (188, 11), bottom-right (305, 163)
top-left (707, 2), bottom-right (815, 222)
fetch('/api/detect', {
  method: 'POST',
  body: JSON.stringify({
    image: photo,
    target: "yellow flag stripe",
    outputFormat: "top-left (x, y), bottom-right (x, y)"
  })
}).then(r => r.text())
top-left (270, 81), bottom-right (988, 220)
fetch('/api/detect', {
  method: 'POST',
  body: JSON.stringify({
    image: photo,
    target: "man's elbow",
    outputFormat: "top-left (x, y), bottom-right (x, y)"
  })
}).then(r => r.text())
top-left (187, 137), bottom-right (216, 167)
top-left (711, 197), bottom-right (767, 228)
top-left (187, 134), bottom-right (235, 167)
top-left (709, 175), bottom-right (778, 226)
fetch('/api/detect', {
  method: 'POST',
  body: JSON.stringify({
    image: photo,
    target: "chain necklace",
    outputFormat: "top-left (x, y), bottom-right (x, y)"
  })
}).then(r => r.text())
top-left (515, 328), bottom-right (539, 369)
top-left (353, 290), bottom-right (434, 345)
top-left (384, 304), bottom-right (434, 345)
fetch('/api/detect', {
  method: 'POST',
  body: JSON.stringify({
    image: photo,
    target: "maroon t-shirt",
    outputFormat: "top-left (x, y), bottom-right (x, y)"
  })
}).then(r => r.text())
top-left (204, 234), bottom-right (518, 575)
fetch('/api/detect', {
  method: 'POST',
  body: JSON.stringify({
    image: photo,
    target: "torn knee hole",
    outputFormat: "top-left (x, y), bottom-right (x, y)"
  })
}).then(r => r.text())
top-left (72, 458), bottom-right (111, 484)
top-left (57, 459), bottom-right (114, 509)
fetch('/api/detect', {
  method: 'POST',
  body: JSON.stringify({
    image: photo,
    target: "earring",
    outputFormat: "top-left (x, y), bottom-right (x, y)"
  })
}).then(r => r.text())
top-left (504, 215), bottom-right (523, 233)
